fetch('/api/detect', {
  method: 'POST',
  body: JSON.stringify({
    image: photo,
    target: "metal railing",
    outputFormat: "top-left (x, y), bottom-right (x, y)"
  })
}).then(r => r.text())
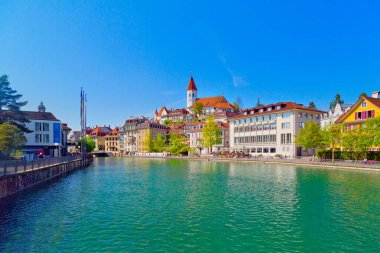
top-left (0, 155), bottom-right (82, 177)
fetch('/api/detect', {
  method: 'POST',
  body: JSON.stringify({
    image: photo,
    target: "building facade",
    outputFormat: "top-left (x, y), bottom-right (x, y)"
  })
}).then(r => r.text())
top-left (20, 102), bottom-right (65, 159)
top-left (136, 121), bottom-right (168, 153)
top-left (89, 126), bottom-right (112, 151)
top-left (229, 102), bottom-right (324, 157)
top-left (320, 102), bottom-right (352, 128)
top-left (119, 117), bottom-right (148, 155)
top-left (105, 128), bottom-right (120, 156)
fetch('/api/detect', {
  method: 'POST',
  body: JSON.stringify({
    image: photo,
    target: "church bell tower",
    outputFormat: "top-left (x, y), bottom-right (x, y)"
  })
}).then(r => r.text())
top-left (186, 76), bottom-right (198, 108)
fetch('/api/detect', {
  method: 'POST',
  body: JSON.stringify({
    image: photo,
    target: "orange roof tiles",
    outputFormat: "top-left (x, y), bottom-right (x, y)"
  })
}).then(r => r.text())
top-left (187, 76), bottom-right (197, 91)
top-left (190, 96), bottom-right (228, 108)
top-left (215, 102), bottom-right (234, 109)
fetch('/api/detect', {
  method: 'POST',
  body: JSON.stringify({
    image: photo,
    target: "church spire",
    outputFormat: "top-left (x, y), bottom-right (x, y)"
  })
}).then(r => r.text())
top-left (187, 76), bottom-right (197, 91)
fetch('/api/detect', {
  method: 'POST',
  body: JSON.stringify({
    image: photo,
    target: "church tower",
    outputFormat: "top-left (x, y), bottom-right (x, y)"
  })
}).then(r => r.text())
top-left (186, 76), bottom-right (198, 108)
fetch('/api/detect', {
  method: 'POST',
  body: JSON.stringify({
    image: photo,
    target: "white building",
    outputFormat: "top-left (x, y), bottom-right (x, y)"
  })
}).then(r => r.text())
top-left (22, 102), bottom-right (64, 159)
top-left (229, 102), bottom-right (324, 157)
top-left (320, 102), bottom-right (352, 128)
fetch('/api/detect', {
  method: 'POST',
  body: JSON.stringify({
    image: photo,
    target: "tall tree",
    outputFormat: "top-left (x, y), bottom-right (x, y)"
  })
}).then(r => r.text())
top-left (295, 121), bottom-right (323, 158)
top-left (358, 92), bottom-right (368, 99)
top-left (329, 93), bottom-right (344, 109)
top-left (0, 123), bottom-right (26, 158)
top-left (364, 117), bottom-right (380, 146)
top-left (167, 134), bottom-right (189, 155)
top-left (152, 133), bottom-right (167, 152)
top-left (321, 123), bottom-right (343, 162)
top-left (193, 101), bottom-right (203, 117)
top-left (143, 130), bottom-right (153, 152)
top-left (0, 75), bottom-right (30, 132)
top-left (78, 136), bottom-right (96, 153)
top-left (201, 116), bottom-right (222, 154)
top-left (308, 102), bottom-right (316, 109)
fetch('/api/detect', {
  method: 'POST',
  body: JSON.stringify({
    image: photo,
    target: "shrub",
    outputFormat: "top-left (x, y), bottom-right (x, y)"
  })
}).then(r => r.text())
top-left (316, 149), bottom-right (380, 160)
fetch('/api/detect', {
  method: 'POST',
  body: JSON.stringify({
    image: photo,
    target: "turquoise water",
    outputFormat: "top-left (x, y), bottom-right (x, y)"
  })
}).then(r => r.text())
top-left (1, 158), bottom-right (379, 252)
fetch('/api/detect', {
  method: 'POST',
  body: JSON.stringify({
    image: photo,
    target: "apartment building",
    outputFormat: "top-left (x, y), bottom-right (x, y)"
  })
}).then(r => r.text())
top-left (136, 121), bottom-right (168, 153)
top-left (105, 128), bottom-right (120, 156)
top-left (229, 102), bottom-right (324, 157)
top-left (119, 116), bottom-right (148, 155)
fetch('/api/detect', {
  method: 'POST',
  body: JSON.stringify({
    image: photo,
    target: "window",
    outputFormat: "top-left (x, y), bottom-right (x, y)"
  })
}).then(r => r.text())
top-left (270, 148), bottom-right (276, 153)
top-left (298, 122), bottom-right (305, 128)
top-left (298, 113), bottom-right (302, 118)
top-left (282, 112), bottom-right (291, 118)
top-left (286, 133), bottom-right (292, 143)
top-left (259, 108), bottom-right (264, 113)
top-left (276, 105), bottom-right (281, 110)
top-left (257, 125), bottom-right (263, 130)
top-left (264, 115), bottom-right (269, 121)
top-left (267, 107), bottom-right (272, 111)
top-left (270, 114), bottom-right (276, 120)
top-left (263, 148), bottom-right (269, 153)
top-left (43, 123), bottom-right (49, 131)
top-left (257, 147), bottom-right (263, 153)
top-left (270, 123), bottom-right (276, 129)
top-left (263, 124), bottom-right (269, 130)
top-left (362, 102), bottom-right (367, 108)
top-left (35, 122), bottom-right (42, 131)
top-left (282, 122), bottom-right (291, 129)
top-left (281, 134), bottom-right (285, 144)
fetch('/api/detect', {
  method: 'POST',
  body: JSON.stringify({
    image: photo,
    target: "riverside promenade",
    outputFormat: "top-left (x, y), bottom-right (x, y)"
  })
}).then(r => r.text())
top-left (0, 155), bottom-right (93, 199)
top-left (134, 155), bottom-right (380, 172)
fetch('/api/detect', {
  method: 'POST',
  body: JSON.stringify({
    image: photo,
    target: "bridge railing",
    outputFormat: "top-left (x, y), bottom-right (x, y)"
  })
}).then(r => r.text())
top-left (0, 155), bottom-right (82, 177)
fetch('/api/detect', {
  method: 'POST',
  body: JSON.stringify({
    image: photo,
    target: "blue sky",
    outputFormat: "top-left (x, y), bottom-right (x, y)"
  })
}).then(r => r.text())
top-left (1, 0), bottom-right (379, 130)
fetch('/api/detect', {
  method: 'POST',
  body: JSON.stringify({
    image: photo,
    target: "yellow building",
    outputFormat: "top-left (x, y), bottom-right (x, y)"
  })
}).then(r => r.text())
top-left (105, 128), bottom-right (120, 156)
top-left (136, 121), bottom-right (168, 152)
top-left (89, 126), bottom-right (112, 151)
top-left (336, 93), bottom-right (380, 130)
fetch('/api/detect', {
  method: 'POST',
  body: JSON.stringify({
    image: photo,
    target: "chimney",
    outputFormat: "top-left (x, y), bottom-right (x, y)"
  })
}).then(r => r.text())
top-left (372, 91), bottom-right (380, 99)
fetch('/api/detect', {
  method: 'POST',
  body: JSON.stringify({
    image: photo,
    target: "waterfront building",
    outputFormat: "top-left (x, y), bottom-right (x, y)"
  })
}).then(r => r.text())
top-left (136, 121), bottom-right (168, 153)
top-left (89, 126), bottom-right (112, 151)
top-left (186, 121), bottom-right (229, 155)
top-left (61, 123), bottom-right (71, 156)
top-left (20, 102), bottom-right (65, 159)
top-left (336, 92), bottom-right (380, 150)
top-left (154, 107), bottom-right (192, 123)
top-left (229, 102), bottom-right (324, 157)
top-left (119, 116), bottom-right (148, 155)
top-left (105, 128), bottom-right (120, 156)
top-left (320, 102), bottom-right (352, 128)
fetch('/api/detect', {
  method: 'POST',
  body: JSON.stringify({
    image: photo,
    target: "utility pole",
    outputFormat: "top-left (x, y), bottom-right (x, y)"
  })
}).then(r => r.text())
top-left (80, 88), bottom-right (87, 161)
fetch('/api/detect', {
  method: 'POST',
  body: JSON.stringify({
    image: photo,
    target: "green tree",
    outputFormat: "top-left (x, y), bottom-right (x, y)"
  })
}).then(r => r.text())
top-left (152, 133), bottom-right (167, 152)
top-left (201, 116), bottom-right (222, 154)
top-left (308, 102), bottom-right (316, 109)
top-left (143, 130), bottom-right (153, 152)
top-left (78, 136), bottom-right (96, 153)
top-left (232, 102), bottom-right (239, 110)
top-left (163, 119), bottom-right (173, 126)
top-left (329, 93), bottom-right (344, 109)
top-left (341, 127), bottom-right (360, 160)
top-left (363, 117), bottom-right (380, 146)
top-left (295, 121), bottom-right (323, 158)
top-left (167, 134), bottom-right (189, 155)
top-left (321, 123), bottom-right (342, 162)
top-left (193, 101), bottom-right (203, 117)
top-left (0, 123), bottom-right (26, 158)
top-left (0, 75), bottom-right (31, 132)
top-left (358, 92), bottom-right (368, 99)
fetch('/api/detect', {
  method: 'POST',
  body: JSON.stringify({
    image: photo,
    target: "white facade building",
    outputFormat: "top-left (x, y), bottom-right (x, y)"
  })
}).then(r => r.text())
top-left (229, 102), bottom-right (324, 157)
top-left (320, 102), bottom-right (352, 128)
top-left (22, 102), bottom-right (63, 159)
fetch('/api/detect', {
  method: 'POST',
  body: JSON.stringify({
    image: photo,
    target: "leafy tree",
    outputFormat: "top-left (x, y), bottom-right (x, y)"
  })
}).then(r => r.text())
top-left (152, 133), bottom-right (167, 152)
top-left (0, 123), bottom-right (26, 158)
top-left (295, 121), bottom-right (323, 158)
top-left (232, 102), bottom-right (239, 110)
top-left (0, 75), bottom-right (31, 132)
top-left (308, 102), bottom-right (316, 109)
top-left (329, 93), bottom-right (344, 109)
top-left (201, 116), bottom-right (222, 154)
top-left (193, 101), bottom-right (203, 117)
top-left (167, 134), bottom-right (189, 155)
top-left (143, 130), bottom-right (153, 152)
top-left (162, 119), bottom-right (173, 126)
top-left (321, 123), bottom-right (343, 162)
top-left (78, 136), bottom-right (96, 153)
top-left (364, 117), bottom-right (380, 146)
top-left (359, 92), bottom-right (368, 99)
top-left (341, 127), bottom-right (360, 160)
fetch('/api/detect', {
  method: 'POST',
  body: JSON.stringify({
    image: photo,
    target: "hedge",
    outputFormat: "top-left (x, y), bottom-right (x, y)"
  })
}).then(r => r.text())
top-left (316, 150), bottom-right (380, 161)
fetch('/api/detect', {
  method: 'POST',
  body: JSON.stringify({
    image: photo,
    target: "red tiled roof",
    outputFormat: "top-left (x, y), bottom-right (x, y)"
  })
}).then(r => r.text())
top-left (215, 102), bottom-right (234, 109)
top-left (156, 106), bottom-right (168, 117)
top-left (190, 96), bottom-right (228, 108)
top-left (89, 126), bottom-right (112, 136)
top-left (230, 101), bottom-right (325, 120)
top-left (106, 128), bottom-right (119, 136)
top-left (187, 76), bottom-right (197, 91)
top-left (336, 96), bottom-right (380, 123)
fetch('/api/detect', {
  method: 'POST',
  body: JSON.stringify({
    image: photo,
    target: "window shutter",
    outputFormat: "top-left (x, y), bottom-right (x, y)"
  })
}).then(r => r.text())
top-left (355, 112), bottom-right (358, 120)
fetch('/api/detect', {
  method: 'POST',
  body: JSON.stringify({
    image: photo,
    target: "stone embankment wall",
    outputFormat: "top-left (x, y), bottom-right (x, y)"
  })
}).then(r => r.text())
top-left (0, 157), bottom-right (92, 199)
